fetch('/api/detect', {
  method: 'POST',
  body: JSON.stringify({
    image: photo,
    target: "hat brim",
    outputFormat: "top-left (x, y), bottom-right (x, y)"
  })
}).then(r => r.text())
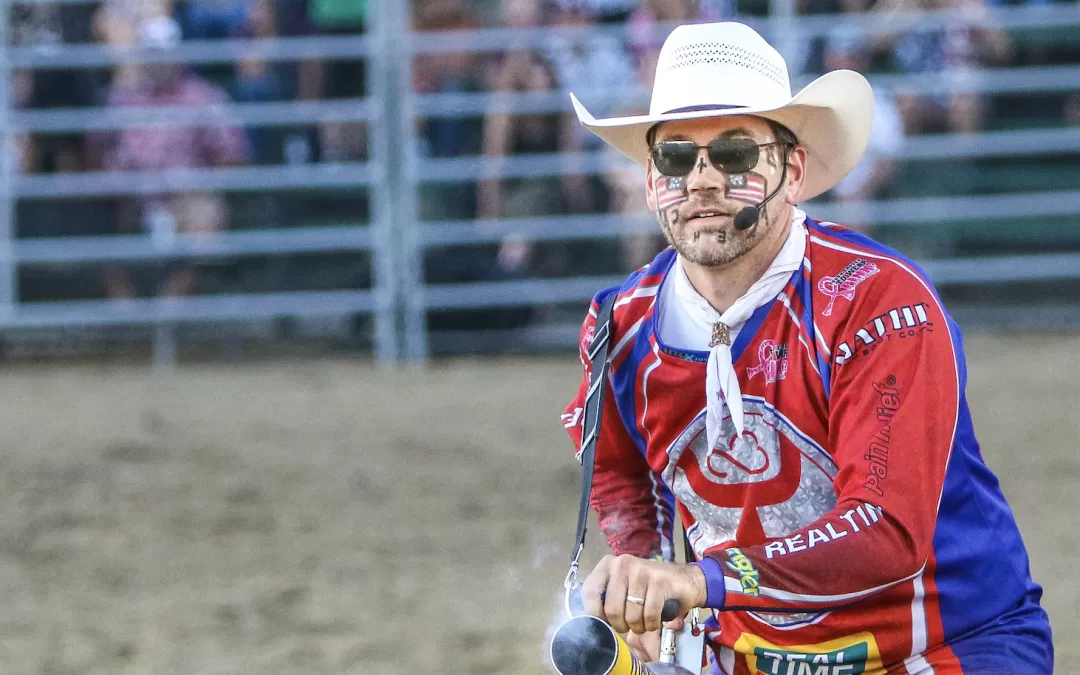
top-left (570, 69), bottom-right (874, 202)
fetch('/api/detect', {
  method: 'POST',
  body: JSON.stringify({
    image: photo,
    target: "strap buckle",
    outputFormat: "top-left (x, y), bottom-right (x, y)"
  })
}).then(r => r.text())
top-left (562, 544), bottom-right (584, 617)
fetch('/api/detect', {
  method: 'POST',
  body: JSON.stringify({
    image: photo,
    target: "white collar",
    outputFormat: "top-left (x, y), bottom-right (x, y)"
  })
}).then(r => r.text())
top-left (666, 207), bottom-right (808, 345)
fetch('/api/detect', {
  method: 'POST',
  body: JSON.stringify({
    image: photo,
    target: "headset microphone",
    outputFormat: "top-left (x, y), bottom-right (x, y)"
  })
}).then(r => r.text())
top-left (733, 206), bottom-right (759, 231)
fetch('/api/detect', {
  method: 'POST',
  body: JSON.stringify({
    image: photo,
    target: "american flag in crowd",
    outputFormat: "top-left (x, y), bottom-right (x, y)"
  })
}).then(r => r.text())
top-left (655, 176), bottom-right (686, 210)
top-left (727, 173), bottom-right (767, 203)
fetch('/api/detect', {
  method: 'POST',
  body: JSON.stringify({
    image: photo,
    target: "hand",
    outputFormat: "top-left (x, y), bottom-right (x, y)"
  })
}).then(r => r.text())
top-left (581, 554), bottom-right (706, 635)
top-left (626, 629), bottom-right (660, 662)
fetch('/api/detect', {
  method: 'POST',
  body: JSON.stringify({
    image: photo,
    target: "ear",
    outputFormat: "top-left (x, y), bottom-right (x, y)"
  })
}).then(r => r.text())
top-left (784, 145), bottom-right (809, 206)
top-left (644, 158), bottom-right (658, 212)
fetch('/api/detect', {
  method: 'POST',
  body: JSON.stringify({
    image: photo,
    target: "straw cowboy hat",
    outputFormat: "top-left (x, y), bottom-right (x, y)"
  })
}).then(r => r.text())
top-left (570, 22), bottom-right (874, 201)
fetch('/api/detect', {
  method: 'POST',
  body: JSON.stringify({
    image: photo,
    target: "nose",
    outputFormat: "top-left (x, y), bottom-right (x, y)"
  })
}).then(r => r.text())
top-left (683, 148), bottom-right (727, 193)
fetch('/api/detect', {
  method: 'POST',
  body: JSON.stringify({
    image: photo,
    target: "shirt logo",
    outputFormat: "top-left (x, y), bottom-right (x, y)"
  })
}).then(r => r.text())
top-left (818, 259), bottom-right (880, 316)
top-left (747, 340), bottom-right (789, 384)
top-left (725, 547), bottom-right (761, 596)
top-left (735, 632), bottom-right (884, 675)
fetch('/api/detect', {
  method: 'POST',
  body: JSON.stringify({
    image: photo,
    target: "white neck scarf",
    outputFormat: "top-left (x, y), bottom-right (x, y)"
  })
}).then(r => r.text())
top-left (667, 210), bottom-right (807, 452)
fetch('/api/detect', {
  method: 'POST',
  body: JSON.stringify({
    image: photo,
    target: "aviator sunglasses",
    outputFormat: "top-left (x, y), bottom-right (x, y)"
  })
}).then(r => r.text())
top-left (650, 138), bottom-right (789, 177)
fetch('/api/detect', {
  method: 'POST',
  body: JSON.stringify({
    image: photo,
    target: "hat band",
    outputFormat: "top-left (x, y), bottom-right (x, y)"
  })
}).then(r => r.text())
top-left (662, 104), bottom-right (747, 114)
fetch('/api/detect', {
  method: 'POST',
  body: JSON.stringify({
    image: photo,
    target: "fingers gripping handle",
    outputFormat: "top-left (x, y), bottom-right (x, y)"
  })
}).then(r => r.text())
top-left (583, 593), bottom-right (681, 622)
top-left (661, 598), bottom-right (681, 623)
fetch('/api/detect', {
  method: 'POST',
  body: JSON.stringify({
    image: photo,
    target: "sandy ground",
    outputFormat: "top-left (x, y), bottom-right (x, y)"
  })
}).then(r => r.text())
top-left (0, 333), bottom-right (1075, 674)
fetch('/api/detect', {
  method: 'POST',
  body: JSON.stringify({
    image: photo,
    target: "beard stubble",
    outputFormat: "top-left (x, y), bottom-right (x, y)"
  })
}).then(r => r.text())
top-left (660, 198), bottom-right (772, 268)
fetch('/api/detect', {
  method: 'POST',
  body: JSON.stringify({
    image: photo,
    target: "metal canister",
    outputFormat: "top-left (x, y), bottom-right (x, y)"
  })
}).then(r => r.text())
top-left (549, 615), bottom-right (697, 675)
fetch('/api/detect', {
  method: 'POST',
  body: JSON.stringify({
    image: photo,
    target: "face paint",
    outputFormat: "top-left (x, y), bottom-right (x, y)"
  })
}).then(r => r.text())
top-left (697, 156), bottom-right (707, 174)
top-left (655, 175), bottom-right (687, 209)
top-left (726, 172), bottom-right (767, 204)
top-left (654, 174), bottom-right (691, 251)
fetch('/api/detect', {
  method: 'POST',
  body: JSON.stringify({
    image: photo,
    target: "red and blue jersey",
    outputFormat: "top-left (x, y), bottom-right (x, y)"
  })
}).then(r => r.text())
top-left (563, 218), bottom-right (1053, 674)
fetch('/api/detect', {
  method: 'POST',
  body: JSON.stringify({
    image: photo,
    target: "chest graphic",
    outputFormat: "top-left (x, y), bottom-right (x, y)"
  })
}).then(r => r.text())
top-left (747, 339), bottom-right (789, 384)
top-left (662, 400), bottom-right (838, 557)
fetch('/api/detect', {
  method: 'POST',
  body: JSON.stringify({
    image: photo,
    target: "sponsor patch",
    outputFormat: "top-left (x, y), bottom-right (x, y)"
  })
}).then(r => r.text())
top-left (747, 340), bottom-right (789, 384)
top-left (818, 259), bottom-right (879, 317)
top-left (735, 631), bottom-right (885, 675)
top-left (835, 304), bottom-right (934, 366)
top-left (725, 547), bottom-right (761, 597)
top-left (864, 377), bottom-right (899, 497)
top-left (762, 502), bottom-right (884, 559)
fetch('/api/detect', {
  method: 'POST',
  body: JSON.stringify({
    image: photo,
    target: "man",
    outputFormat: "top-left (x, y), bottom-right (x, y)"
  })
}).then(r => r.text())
top-left (562, 22), bottom-right (1052, 674)
top-left (91, 16), bottom-right (248, 298)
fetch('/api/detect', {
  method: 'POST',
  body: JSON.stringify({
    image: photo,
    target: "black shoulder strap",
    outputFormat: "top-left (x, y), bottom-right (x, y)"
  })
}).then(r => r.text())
top-left (571, 292), bottom-right (617, 563)
top-left (569, 292), bottom-right (697, 568)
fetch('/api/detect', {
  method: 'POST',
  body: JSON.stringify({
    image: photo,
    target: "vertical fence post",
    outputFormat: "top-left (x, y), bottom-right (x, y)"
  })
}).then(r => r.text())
top-left (368, 0), bottom-right (400, 363)
top-left (0, 0), bottom-right (15, 335)
top-left (769, 0), bottom-right (799, 81)
top-left (390, 0), bottom-right (428, 362)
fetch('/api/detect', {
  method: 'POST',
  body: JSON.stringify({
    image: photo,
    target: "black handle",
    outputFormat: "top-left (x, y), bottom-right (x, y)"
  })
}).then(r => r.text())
top-left (661, 598), bottom-right (681, 623)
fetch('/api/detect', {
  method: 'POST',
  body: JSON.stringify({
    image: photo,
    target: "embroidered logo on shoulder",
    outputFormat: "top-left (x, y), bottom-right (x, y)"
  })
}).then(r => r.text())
top-left (747, 340), bottom-right (788, 384)
top-left (818, 258), bottom-right (880, 317)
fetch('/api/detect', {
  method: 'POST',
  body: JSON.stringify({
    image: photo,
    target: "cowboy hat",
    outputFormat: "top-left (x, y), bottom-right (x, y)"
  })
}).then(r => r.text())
top-left (570, 21), bottom-right (874, 202)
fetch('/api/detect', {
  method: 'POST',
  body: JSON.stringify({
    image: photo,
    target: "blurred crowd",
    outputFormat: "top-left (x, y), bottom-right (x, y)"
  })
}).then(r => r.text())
top-left (6, 0), bottom-right (1080, 327)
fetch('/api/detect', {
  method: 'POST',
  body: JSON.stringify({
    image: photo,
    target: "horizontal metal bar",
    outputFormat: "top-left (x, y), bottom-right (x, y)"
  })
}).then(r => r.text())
top-left (949, 304), bottom-right (1080, 332)
top-left (14, 225), bottom-right (373, 264)
top-left (920, 252), bottom-right (1080, 285)
top-left (1, 289), bottom-right (376, 328)
top-left (892, 128), bottom-right (1080, 161)
top-left (418, 248), bottom-right (1080, 311)
top-left (791, 2), bottom-right (1080, 35)
top-left (414, 88), bottom-right (642, 118)
top-left (417, 152), bottom-right (612, 182)
top-left (430, 302), bottom-right (1080, 354)
top-left (839, 64), bottom-right (1080, 97)
top-left (420, 275), bottom-right (625, 310)
top-left (430, 323), bottom-right (581, 355)
top-left (412, 63), bottom-right (1080, 121)
top-left (406, 4), bottom-right (1080, 55)
top-left (10, 34), bottom-right (373, 70)
top-left (422, 213), bottom-right (655, 248)
top-left (13, 162), bottom-right (375, 198)
top-left (810, 189), bottom-right (1080, 225)
top-left (12, 98), bottom-right (373, 133)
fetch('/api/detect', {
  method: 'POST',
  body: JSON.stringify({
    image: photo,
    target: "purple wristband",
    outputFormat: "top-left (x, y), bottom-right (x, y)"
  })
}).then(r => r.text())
top-left (691, 556), bottom-right (727, 609)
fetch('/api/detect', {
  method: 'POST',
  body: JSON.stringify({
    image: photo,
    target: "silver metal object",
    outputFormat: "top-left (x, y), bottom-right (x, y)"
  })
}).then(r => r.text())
top-left (658, 626), bottom-right (678, 664)
top-left (625, 595), bottom-right (645, 605)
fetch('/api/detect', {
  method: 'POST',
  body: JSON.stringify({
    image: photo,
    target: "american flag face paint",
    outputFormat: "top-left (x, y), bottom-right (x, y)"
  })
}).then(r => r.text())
top-left (655, 175), bottom-right (688, 210)
top-left (726, 172), bottom-right (767, 204)
top-left (654, 174), bottom-right (689, 227)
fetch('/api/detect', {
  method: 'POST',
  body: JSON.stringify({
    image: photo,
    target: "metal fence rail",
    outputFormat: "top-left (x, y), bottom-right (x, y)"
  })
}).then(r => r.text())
top-left (1, 0), bottom-right (1078, 363)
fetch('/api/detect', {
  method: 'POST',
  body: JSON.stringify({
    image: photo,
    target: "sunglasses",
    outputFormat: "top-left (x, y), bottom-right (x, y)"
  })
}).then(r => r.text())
top-left (650, 138), bottom-right (788, 177)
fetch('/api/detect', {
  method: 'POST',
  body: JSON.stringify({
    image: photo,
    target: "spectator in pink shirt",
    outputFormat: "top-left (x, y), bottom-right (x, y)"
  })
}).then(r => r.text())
top-left (90, 16), bottom-right (249, 299)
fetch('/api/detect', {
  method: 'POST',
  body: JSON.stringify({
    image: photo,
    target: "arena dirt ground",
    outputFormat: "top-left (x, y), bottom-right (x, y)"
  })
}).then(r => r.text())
top-left (0, 332), bottom-right (1075, 674)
